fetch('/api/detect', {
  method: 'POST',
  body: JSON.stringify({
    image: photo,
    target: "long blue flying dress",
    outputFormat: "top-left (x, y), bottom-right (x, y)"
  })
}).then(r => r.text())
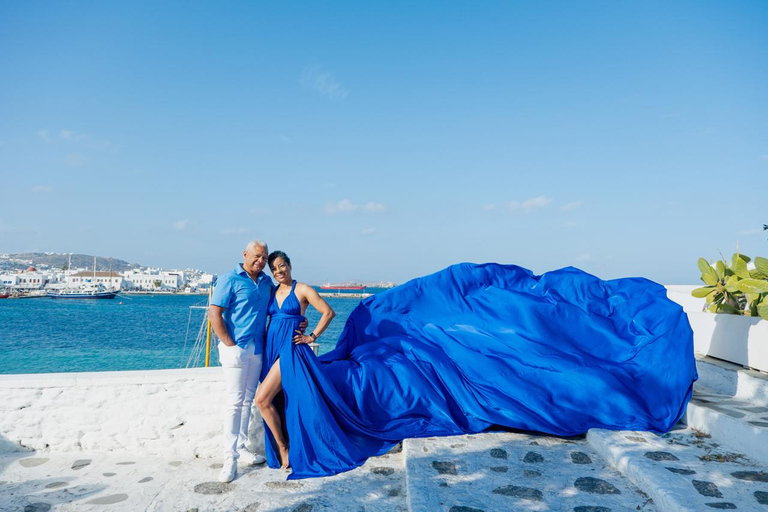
top-left (261, 264), bottom-right (697, 480)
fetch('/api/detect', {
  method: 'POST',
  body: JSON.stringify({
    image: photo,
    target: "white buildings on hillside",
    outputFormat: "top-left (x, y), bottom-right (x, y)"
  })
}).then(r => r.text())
top-left (0, 265), bottom-right (213, 292)
top-left (0, 267), bottom-right (49, 290)
top-left (121, 269), bottom-right (213, 291)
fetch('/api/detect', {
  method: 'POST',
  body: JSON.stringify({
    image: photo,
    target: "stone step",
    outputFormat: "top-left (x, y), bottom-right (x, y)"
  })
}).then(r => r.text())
top-left (696, 356), bottom-right (768, 404)
top-left (685, 386), bottom-right (768, 463)
top-left (404, 432), bottom-right (659, 512)
top-left (686, 357), bottom-right (768, 463)
top-left (588, 426), bottom-right (768, 512)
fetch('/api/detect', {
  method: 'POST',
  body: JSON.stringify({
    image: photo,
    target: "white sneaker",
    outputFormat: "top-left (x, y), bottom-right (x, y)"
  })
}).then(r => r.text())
top-left (238, 447), bottom-right (267, 465)
top-left (218, 457), bottom-right (237, 483)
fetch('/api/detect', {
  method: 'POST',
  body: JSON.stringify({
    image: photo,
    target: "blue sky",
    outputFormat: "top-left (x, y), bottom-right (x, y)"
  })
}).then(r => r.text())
top-left (1, 1), bottom-right (766, 284)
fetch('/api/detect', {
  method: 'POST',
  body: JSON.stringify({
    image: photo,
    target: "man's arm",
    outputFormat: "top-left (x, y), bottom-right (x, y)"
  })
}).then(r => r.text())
top-left (209, 305), bottom-right (236, 347)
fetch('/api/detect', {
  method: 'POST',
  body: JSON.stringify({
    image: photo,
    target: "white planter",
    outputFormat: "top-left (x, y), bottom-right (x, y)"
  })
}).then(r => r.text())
top-left (686, 311), bottom-right (768, 372)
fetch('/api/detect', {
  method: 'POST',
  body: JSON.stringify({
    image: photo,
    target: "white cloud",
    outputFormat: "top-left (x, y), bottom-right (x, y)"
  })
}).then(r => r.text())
top-left (483, 204), bottom-right (496, 211)
top-left (60, 129), bottom-right (89, 142)
top-left (172, 220), bottom-right (189, 231)
top-left (507, 195), bottom-right (552, 213)
top-left (38, 130), bottom-right (50, 142)
top-left (220, 227), bottom-right (250, 236)
top-left (575, 253), bottom-right (592, 262)
top-left (360, 227), bottom-right (376, 236)
top-left (737, 228), bottom-right (764, 236)
top-left (363, 202), bottom-right (385, 213)
top-left (564, 221), bottom-right (578, 228)
top-left (59, 129), bottom-right (113, 148)
top-left (561, 201), bottom-right (583, 211)
top-left (325, 199), bottom-right (386, 215)
top-left (31, 185), bottom-right (53, 193)
top-left (249, 208), bottom-right (272, 216)
top-left (65, 154), bottom-right (89, 167)
top-left (301, 65), bottom-right (349, 101)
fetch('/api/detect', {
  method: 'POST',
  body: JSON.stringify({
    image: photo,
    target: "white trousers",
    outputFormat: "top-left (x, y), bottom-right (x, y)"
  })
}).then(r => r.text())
top-left (219, 341), bottom-right (262, 459)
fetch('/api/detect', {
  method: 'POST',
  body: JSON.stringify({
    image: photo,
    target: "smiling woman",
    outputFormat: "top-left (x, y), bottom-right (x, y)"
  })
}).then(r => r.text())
top-left (256, 250), bottom-right (336, 470)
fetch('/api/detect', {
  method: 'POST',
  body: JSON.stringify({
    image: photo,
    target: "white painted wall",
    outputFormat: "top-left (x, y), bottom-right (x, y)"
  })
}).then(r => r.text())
top-left (0, 368), bottom-right (264, 458)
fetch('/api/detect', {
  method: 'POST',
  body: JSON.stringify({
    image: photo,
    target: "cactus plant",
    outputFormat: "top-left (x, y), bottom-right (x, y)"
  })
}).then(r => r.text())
top-left (692, 253), bottom-right (768, 320)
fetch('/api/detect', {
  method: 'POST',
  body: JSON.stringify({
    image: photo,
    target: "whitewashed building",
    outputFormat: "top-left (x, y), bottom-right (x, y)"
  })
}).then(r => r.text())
top-left (123, 270), bottom-right (182, 291)
top-left (12, 268), bottom-right (49, 289)
top-left (0, 274), bottom-right (19, 287)
top-left (68, 271), bottom-right (123, 290)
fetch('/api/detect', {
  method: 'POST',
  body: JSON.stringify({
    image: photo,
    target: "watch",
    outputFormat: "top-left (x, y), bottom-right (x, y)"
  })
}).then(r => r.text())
top-left (308, 332), bottom-right (317, 341)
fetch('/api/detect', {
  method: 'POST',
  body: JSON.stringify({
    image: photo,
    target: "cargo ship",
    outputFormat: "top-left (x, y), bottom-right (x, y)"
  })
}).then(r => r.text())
top-left (320, 283), bottom-right (366, 291)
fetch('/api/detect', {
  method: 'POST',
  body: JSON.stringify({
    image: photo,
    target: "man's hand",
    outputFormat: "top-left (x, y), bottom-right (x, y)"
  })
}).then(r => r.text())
top-left (209, 305), bottom-right (237, 347)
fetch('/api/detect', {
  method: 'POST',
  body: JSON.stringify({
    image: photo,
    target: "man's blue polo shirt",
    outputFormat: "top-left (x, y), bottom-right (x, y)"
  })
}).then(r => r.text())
top-left (210, 264), bottom-right (274, 355)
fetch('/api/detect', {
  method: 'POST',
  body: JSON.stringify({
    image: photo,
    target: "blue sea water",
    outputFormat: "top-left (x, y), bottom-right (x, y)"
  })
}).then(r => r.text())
top-left (0, 291), bottom-right (372, 375)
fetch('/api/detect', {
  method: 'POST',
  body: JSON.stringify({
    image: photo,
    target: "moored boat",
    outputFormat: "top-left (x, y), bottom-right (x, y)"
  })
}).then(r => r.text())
top-left (48, 255), bottom-right (119, 299)
top-left (320, 283), bottom-right (366, 290)
top-left (47, 283), bottom-right (119, 299)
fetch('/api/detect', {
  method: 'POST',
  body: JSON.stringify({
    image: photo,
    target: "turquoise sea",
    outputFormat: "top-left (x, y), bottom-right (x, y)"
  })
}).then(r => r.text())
top-left (0, 290), bottom-right (382, 375)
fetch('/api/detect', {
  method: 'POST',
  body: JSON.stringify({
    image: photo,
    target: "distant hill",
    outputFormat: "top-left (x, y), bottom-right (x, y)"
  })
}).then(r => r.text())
top-left (0, 253), bottom-right (141, 272)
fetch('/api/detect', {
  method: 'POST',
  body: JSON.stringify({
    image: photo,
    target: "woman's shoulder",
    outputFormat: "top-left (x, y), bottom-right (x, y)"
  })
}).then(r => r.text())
top-left (293, 281), bottom-right (315, 295)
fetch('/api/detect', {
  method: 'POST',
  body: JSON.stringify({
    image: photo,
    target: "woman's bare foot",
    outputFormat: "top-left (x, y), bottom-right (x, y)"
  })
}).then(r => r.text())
top-left (278, 443), bottom-right (290, 469)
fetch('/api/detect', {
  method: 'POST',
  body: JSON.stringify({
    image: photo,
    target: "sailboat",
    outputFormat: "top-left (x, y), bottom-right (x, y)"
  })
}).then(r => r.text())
top-left (47, 256), bottom-right (119, 299)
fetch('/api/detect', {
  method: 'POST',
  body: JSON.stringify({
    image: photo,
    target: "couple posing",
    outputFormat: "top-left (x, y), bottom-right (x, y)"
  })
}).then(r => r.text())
top-left (210, 239), bottom-right (698, 482)
top-left (209, 240), bottom-right (333, 483)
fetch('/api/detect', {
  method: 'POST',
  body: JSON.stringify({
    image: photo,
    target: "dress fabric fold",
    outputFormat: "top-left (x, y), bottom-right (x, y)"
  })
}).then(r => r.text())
top-left (261, 263), bottom-right (697, 480)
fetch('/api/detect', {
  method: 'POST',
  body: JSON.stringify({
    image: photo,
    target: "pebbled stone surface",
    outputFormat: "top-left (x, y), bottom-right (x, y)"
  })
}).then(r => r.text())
top-left (23, 504), bottom-right (51, 512)
top-left (432, 460), bottom-right (458, 475)
top-left (87, 494), bottom-right (129, 504)
top-left (574, 477), bottom-right (621, 495)
top-left (589, 423), bottom-right (768, 512)
top-left (571, 451), bottom-right (592, 464)
top-left (193, 482), bottom-right (232, 495)
top-left (370, 467), bottom-right (394, 476)
top-left (731, 470), bottom-right (768, 482)
top-left (665, 467), bottom-right (696, 475)
top-left (523, 451), bottom-right (544, 463)
top-left (492, 485), bottom-right (544, 501)
top-left (19, 458), bottom-right (48, 468)
top-left (489, 448), bottom-right (507, 459)
top-left (71, 459), bottom-right (91, 470)
top-left (692, 480), bottom-right (722, 498)
top-left (406, 433), bottom-right (658, 512)
top-left (644, 451), bottom-right (679, 462)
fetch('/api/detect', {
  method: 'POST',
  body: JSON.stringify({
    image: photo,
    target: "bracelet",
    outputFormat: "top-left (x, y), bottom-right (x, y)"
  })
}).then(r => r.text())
top-left (309, 332), bottom-right (317, 341)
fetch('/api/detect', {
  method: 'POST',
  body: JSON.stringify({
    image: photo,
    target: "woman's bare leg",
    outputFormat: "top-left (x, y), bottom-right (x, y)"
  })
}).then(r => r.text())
top-left (255, 359), bottom-right (290, 468)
